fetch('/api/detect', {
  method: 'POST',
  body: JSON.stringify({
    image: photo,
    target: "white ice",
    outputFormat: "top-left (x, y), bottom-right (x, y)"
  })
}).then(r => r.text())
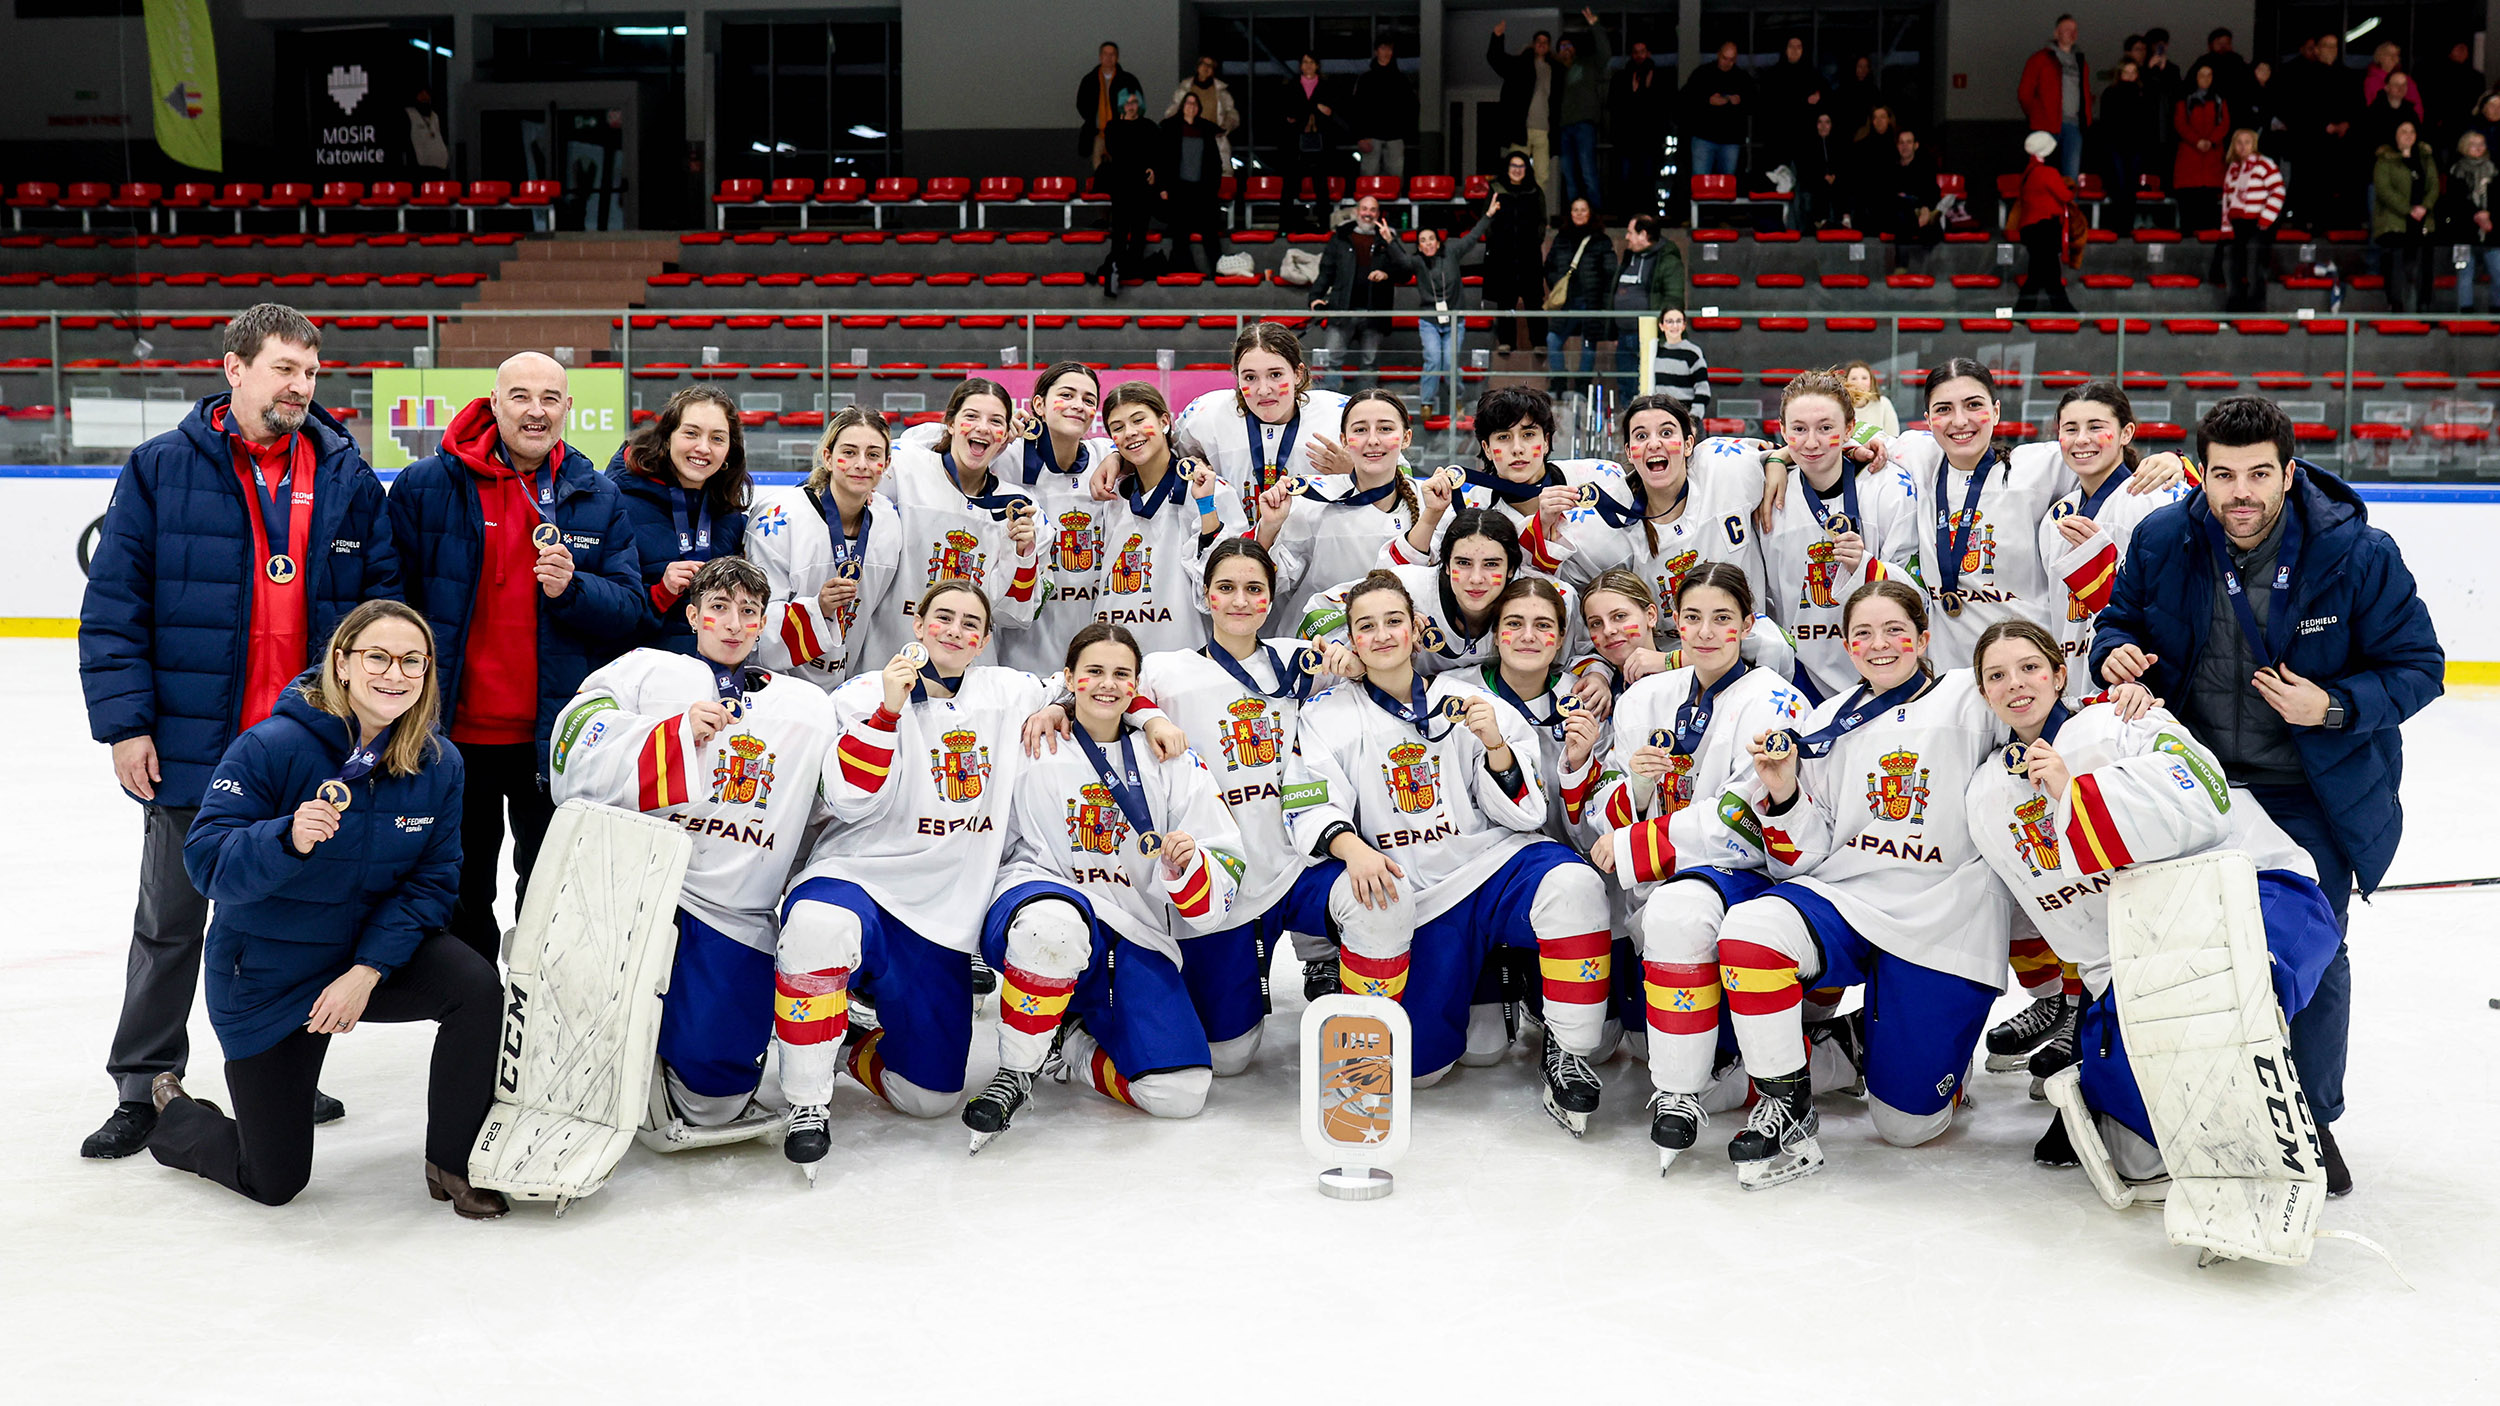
top-left (5, 638), bottom-right (2495, 1400)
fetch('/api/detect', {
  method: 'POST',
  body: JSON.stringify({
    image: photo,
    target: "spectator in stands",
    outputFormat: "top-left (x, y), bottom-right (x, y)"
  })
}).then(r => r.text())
top-left (2471, 88), bottom-right (2500, 151)
top-left (75, 302), bottom-right (399, 1162)
top-left (2279, 32), bottom-right (2357, 231)
top-left (1310, 193), bottom-right (1413, 385)
top-left (1413, 197), bottom-right (1498, 415)
top-left (1682, 41), bottom-right (1755, 179)
top-left (1609, 214), bottom-right (1687, 388)
top-left (405, 89), bottom-right (448, 175)
top-left (1841, 360), bottom-right (1899, 437)
top-left (1543, 198), bottom-right (1616, 396)
top-left (2221, 129), bottom-right (2284, 311)
top-left (2017, 15), bottom-right (2090, 182)
top-left (1485, 150), bottom-right (1548, 351)
top-left (1165, 56), bottom-right (1242, 174)
top-left (1759, 35), bottom-right (1827, 174)
top-left (2425, 43), bottom-right (2487, 149)
top-left (1551, 12), bottom-right (1613, 214)
top-left (2141, 28), bottom-right (2184, 162)
top-left (1850, 104), bottom-right (1901, 202)
top-left (2171, 64), bottom-right (2231, 233)
top-left (1793, 111), bottom-right (1850, 231)
top-left (1486, 23), bottom-right (1558, 215)
top-left (1832, 55), bottom-right (1885, 141)
top-left (1859, 126), bottom-right (1943, 257)
top-left (2095, 58), bottom-right (2160, 230)
top-left (2373, 120), bottom-right (2443, 312)
top-left (1608, 38), bottom-right (1675, 218)
top-left (2094, 394), bottom-right (2447, 1198)
top-left (2198, 29), bottom-right (2254, 119)
top-left (2243, 60), bottom-right (2281, 151)
top-left (388, 352), bottom-right (644, 964)
top-left (1649, 307), bottom-right (1710, 415)
top-left (1350, 40), bottom-right (1418, 179)
top-left (1076, 42), bottom-right (1139, 169)
top-left (2444, 130), bottom-right (2499, 311)
top-left (1275, 52), bottom-right (1341, 235)
top-left (1159, 91), bottom-right (1230, 275)
top-left (2362, 42), bottom-right (2422, 117)
top-left (1097, 88), bottom-right (1160, 291)
top-left (2359, 71), bottom-right (2428, 156)
top-left (610, 386), bottom-right (750, 656)
top-left (2013, 130), bottom-right (2078, 313)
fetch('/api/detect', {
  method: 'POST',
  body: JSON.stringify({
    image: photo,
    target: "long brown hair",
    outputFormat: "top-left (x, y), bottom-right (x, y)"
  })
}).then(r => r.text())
top-left (628, 385), bottom-right (750, 517)
top-left (1673, 560), bottom-right (1755, 620)
top-left (809, 405), bottom-right (892, 495)
top-left (916, 577), bottom-right (992, 632)
top-left (1619, 392), bottom-right (1695, 557)
top-left (1970, 617), bottom-right (2065, 680)
top-left (303, 600), bottom-right (443, 778)
top-left (2054, 380), bottom-right (2142, 471)
top-left (1341, 386), bottom-right (1423, 523)
top-left (934, 377), bottom-right (1016, 457)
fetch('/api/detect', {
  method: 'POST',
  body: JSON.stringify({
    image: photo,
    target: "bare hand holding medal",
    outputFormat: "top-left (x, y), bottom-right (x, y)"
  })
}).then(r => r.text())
top-left (532, 522), bottom-right (575, 599)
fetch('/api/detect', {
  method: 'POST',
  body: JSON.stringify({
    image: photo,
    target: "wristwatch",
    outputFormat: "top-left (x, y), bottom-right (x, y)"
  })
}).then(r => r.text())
top-left (2322, 693), bottom-right (2347, 730)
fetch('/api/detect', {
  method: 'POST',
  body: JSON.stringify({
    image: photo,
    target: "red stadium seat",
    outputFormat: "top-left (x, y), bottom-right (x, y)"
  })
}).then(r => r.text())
top-left (1028, 177), bottom-right (1077, 203)
top-left (764, 178), bottom-right (814, 205)
top-left (1409, 175), bottom-right (1456, 202)
top-left (817, 177), bottom-right (867, 204)
top-left (1691, 175), bottom-right (1737, 199)
top-left (976, 177), bottom-right (1025, 203)
top-left (260, 182), bottom-right (312, 209)
top-left (513, 179), bottom-right (560, 208)
top-left (110, 183), bottom-right (162, 212)
top-left (409, 180), bottom-right (459, 207)
top-left (870, 178), bottom-right (919, 203)
top-left (460, 180), bottom-right (511, 207)
top-left (1354, 176), bottom-right (1400, 201)
top-left (310, 181), bottom-right (361, 209)
top-left (7, 181), bottom-right (60, 211)
top-left (923, 177), bottom-right (971, 203)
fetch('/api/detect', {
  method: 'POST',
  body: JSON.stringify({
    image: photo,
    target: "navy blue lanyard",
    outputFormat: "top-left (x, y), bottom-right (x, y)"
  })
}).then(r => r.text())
top-left (1932, 450), bottom-right (1999, 600)
top-left (1071, 726), bottom-right (1159, 845)
top-left (1483, 665), bottom-right (1568, 739)
top-left (1669, 660), bottom-right (1751, 758)
top-left (944, 452), bottom-right (1030, 521)
top-left (1576, 472), bottom-right (1663, 530)
top-left (1365, 674), bottom-right (1459, 739)
top-left (1020, 428), bottom-right (1090, 487)
top-left (816, 486), bottom-right (871, 579)
top-left (1804, 466), bottom-right (1861, 537)
top-left (1462, 463), bottom-right (1556, 504)
top-left (908, 662), bottom-right (965, 705)
top-left (239, 435), bottom-right (298, 567)
top-left (710, 661), bottom-right (755, 716)
top-left (2060, 465), bottom-right (2134, 524)
top-left (670, 484), bottom-right (715, 557)
top-left (2200, 504), bottom-right (2303, 668)
top-left (1123, 462), bottom-right (1191, 519)
top-left (2002, 701), bottom-right (2070, 775)
top-left (1773, 673), bottom-right (1933, 759)
top-left (1290, 473), bottom-right (1401, 509)
top-left (1206, 640), bottom-right (1316, 703)
top-left (1246, 413), bottom-right (1301, 493)
top-left (315, 719), bottom-right (392, 809)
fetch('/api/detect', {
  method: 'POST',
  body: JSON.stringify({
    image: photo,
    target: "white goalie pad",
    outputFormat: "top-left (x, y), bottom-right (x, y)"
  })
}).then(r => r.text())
top-left (2108, 850), bottom-right (2326, 1266)
top-left (467, 801), bottom-right (692, 1207)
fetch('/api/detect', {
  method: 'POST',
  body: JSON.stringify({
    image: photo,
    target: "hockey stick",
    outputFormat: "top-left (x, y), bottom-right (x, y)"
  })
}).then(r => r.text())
top-left (2373, 875), bottom-right (2500, 893)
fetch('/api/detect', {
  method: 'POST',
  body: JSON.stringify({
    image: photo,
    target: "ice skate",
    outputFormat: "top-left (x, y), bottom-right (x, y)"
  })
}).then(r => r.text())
top-left (2032, 1110), bottom-right (2079, 1168)
top-left (1301, 956), bottom-right (1340, 1003)
top-left (1984, 993), bottom-right (2069, 1071)
top-left (1729, 1070), bottom-right (1822, 1190)
top-left (2026, 1002), bottom-right (2079, 1101)
top-left (1806, 1009), bottom-right (1867, 1097)
top-left (1538, 1028), bottom-right (1601, 1138)
top-left (1039, 1020), bottom-right (1076, 1084)
top-left (1648, 1090), bottom-right (1706, 1174)
top-left (963, 1067), bottom-right (1035, 1155)
top-left (969, 953), bottom-right (999, 1012)
top-left (784, 1103), bottom-right (831, 1183)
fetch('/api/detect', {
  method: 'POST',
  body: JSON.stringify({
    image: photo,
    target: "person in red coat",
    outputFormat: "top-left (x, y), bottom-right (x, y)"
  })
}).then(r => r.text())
top-left (2017, 15), bottom-right (2091, 182)
top-left (2014, 130), bottom-right (2079, 312)
top-left (2171, 64), bottom-right (2232, 231)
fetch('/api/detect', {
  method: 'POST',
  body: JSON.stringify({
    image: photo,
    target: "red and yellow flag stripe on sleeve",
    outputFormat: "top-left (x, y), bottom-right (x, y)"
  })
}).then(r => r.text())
top-left (1340, 946), bottom-right (1410, 1001)
top-left (1602, 782), bottom-right (1638, 830)
top-left (1717, 939), bottom-right (1802, 1016)
top-left (780, 602), bottom-right (828, 667)
top-left (999, 964), bottom-right (1078, 1036)
top-left (774, 968), bottom-right (852, 1045)
top-left (635, 716), bottom-right (692, 811)
top-left (2063, 542), bottom-right (2118, 617)
top-left (835, 715), bottom-right (897, 793)
top-left (1517, 511), bottom-right (1563, 574)
top-left (1169, 857), bottom-right (1216, 919)
top-left (2064, 773), bottom-right (2135, 874)
top-left (1621, 817), bottom-right (1678, 884)
top-left (1643, 961), bottom-right (1722, 1036)
top-left (1560, 763), bottom-right (1600, 825)
top-left (1762, 822), bottom-right (1803, 867)
top-left (1538, 929), bottom-right (1611, 1007)
top-left (1004, 561), bottom-right (1039, 604)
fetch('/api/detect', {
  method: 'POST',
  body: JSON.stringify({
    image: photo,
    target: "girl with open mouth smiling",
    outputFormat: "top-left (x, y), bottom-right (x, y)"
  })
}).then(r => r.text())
top-left (610, 386), bottom-right (752, 658)
top-left (1389, 385), bottom-right (1621, 592)
top-left (1090, 381), bottom-right (1243, 653)
top-left (749, 406), bottom-right (905, 689)
top-left (1304, 508), bottom-right (1558, 685)
top-left (1256, 386), bottom-right (1423, 635)
top-left (881, 378), bottom-right (1047, 667)
top-left (1171, 322), bottom-right (1348, 519)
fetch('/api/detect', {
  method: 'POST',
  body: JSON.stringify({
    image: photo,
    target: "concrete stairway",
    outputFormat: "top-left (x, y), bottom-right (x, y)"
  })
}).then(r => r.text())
top-left (439, 235), bottom-right (676, 367)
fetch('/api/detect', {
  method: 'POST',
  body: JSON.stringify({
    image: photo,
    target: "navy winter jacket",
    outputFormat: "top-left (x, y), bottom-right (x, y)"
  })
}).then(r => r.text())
top-left (388, 420), bottom-right (645, 778)
top-left (2090, 464), bottom-right (2445, 891)
top-left (605, 447), bottom-right (749, 656)
top-left (184, 676), bottom-right (463, 1060)
top-left (79, 395), bottom-right (401, 810)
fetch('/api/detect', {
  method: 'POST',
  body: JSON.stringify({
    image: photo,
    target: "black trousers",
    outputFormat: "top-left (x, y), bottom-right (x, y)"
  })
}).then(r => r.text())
top-left (2377, 233), bottom-right (2431, 312)
top-left (105, 804), bottom-right (210, 1103)
top-left (2017, 218), bottom-right (2075, 311)
top-left (146, 933), bottom-right (501, 1206)
top-left (1160, 192), bottom-right (1227, 274)
top-left (450, 739), bottom-right (553, 963)
top-left (1103, 193), bottom-right (1152, 279)
top-left (2225, 223), bottom-right (2273, 310)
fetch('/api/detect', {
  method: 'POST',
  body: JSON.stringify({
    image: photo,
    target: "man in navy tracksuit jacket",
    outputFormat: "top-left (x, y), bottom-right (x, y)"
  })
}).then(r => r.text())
top-left (2092, 396), bottom-right (2444, 1195)
top-left (389, 353), bottom-right (644, 960)
top-left (76, 304), bottom-right (401, 1159)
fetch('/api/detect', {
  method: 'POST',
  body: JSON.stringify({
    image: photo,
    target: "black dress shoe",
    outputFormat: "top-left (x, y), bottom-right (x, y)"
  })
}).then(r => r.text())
top-left (2318, 1120), bottom-right (2352, 1197)
top-left (81, 1101), bottom-right (157, 1159)
top-left (314, 1091), bottom-right (346, 1125)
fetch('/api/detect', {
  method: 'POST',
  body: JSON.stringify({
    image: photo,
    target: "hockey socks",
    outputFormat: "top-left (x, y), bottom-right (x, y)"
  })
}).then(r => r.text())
top-left (1054, 1024), bottom-right (1213, 1120)
top-left (774, 966), bottom-right (852, 1105)
top-left (997, 963), bottom-right (1079, 1071)
top-left (2009, 932), bottom-right (2063, 998)
top-left (1340, 946), bottom-right (1410, 1001)
top-left (1642, 960), bottom-right (1721, 1093)
top-left (1718, 937), bottom-right (1807, 1081)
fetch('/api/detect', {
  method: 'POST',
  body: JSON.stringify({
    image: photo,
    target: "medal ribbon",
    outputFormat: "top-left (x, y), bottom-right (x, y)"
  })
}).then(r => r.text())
top-left (1245, 413), bottom-right (1301, 496)
top-left (2200, 500), bottom-right (2303, 668)
top-left (320, 719), bottom-right (393, 806)
top-left (669, 484), bottom-right (715, 557)
top-left (1461, 463), bottom-right (1558, 504)
top-left (1206, 640), bottom-right (1316, 703)
top-left (815, 485), bottom-right (871, 578)
top-left (1804, 464), bottom-right (1862, 537)
top-left (2072, 463), bottom-right (2133, 524)
top-left (1363, 673), bottom-right (1455, 740)
top-left (1124, 462), bottom-right (1192, 519)
top-left (1932, 450), bottom-right (1998, 602)
top-left (1020, 428), bottom-right (1091, 486)
top-left (1071, 726), bottom-right (1161, 847)
top-left (909, 661), bottom-right (966, 705)
top-left (1773, 673), bottom-right (1933, 760)
top-left (944, 452), bottom-right (1033, 521)
top-left (1671, 659), bottom-right (1752, 758)
top-left (1483, 665), bottom-right (1569, 739)
top-left (1291, 474), bottom-right (1403, 510)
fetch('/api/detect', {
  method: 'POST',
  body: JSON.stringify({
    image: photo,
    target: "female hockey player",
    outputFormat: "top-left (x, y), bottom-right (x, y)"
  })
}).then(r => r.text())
top-left (1255, 386), bottom-right (1422, 634)
top-left (750, 406), bottom-right (904, 688)
top-left (546, 557), bottom-right (844, 1155)
top-left (1576, 568), bottom-right (1670, 699)
top-left (1752, 370), bottom-right (1924, 704)
top-left (1962, 618), bottom-right (2341, 1194)
top-left (1388, 385), bottom-right (1614, 589)
top-left (967, 623), bottom-right (1248, 1148)
top-left (1568, 393), bottom-right (1770, 611)
top-left (1092, 381), bottom-right (1244, 653)
top-left (1581, 564), bottom-right (1810, 1172)
top-left (608, 386), bottom-right (751, 656)
top-left (1302, 508), bottom-right (1542, 682)
top-left (1174, 321), bottom-right (1348, 518)
top-left (878, 378), bottom-right (1046, 667)
top-left (1447, 577), bottom-right (1604, 844)
top-left (998, 362), bottom-right (1115, 672)
top-left (158, 601), bottom-right (502, 1216)
top-left (1711, 578), bottom-right (2009, 1188)
top-left (1285, 570), bottom-right (1615, 1135)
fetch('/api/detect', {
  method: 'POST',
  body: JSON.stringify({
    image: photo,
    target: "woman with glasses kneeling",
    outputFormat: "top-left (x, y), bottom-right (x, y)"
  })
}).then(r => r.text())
top-left (151, 601), bottom-right (505, 1217)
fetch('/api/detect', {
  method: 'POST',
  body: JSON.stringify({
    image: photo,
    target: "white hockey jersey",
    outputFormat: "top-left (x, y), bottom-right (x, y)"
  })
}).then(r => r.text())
top-left (1438, 665), bottom-right (1598, 843)
top-left (1963, 704), bottom-right (2317, 993)
top-left (2034, 470), bottom-right (2191, 701)
top-left (794, 666), bottom-right (1051, 953)
top-left (1381, 457), bottom-right (1623, 590)
top-left (898, 421), bottom-right (1116, 674)
top-left (1752, 668), bottom-right (2011, 990)
top-left (1887, 436), bottom-right (2075, 670)
top-left (1089, 462), bottom-right (1247, 655)
top-left (1568, 441), bottom-right (1771, 611)
top-left (996, 726), bottom-right (1247, 962)
top-left (1284, 676), bottom-right (1551, 924)
top-left (1175, 388), bottom-right (1349, 521)
top-left (747, 483), bottom-right (907, 689)
top-left (1753, 446), bottom-right (1924, 700)
top-left (1585, 663), bottom-right (1809, 887)
top-left (1298, 562), bottom-right (1580, 680)
top-left (1139, 641), bottom-right (1333, 925)
top-left (548, 649), bottom-right (842, 953)
top-left (1268, 474), bottom-right (1419, 637)
top-left (879, 443), bottom-right (1047, 668)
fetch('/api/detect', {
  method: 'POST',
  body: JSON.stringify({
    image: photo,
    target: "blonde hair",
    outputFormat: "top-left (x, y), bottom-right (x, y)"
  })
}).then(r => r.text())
top-left (808, 406), bottom-right (891, 494)
top-left (303, 601), bottom-right (443, 779)
top-left (1839, 360), bottom-right (1881, 408)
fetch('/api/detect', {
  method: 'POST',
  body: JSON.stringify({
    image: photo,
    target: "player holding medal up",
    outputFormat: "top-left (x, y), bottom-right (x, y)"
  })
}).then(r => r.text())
top-left (1256, 387), bottom-right (1424, 634)
top-left (879, 379), bottom-right (1047, 667)
top-left (751, 407), bottom-right (905, 689)
top-left (1388, 386), bottom-right (1620, 589)
top-left (1092, 382), bottom-right (1246, 653)
top-left (1174, 322), bottom-right (1348, 519)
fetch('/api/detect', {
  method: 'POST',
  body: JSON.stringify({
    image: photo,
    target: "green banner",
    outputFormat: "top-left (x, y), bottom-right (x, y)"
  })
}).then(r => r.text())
top-left (368, 368), bottom-right (630, 471)
top-left (144, 0), bottom-right (223, 173)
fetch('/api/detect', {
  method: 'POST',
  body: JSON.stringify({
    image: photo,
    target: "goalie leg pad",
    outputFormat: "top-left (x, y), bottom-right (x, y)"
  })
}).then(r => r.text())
top-left (2109, 851), bottom-right (2327, 1267)
top-left (468, 801), bottom-right (693, 1203)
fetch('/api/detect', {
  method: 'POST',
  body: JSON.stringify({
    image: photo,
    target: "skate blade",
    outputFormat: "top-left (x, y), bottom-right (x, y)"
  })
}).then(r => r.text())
top-left (801, 1162), bottom-right (819, 1186)
top-left (1984, 1050), bottom-right (2038, 1073)
top-left (1540, 1085), bottom-right (1592, 1139)
top-left (1657, 1145), bottom-right (1686, 1176)
top-left (2123, 1175), bottom-right (2171, 1205)
top-left (2028, 1076), bottom-right (2048, 1101)
top-left (1736, 1140), bottom-right (1825, 1191)
top-left (967, 1126), bottom-right (1005, 1156)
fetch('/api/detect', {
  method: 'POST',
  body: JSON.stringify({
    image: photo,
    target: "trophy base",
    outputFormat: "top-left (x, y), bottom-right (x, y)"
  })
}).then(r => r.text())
top-left (1317, 1166), bottom-right (1394, 1201)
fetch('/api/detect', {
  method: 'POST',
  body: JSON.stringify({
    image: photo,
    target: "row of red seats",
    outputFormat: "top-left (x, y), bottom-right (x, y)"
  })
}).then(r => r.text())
top-left (0, 311), bottom-right (442, 337)
top-left (6, 181), bottom-right (558, 235)
top-left (0, 272), bottom-right (483, 289)
top-left (0, 231), bottom-right (520, 251)
top-left (714, 174), bottom-right (1488, 230)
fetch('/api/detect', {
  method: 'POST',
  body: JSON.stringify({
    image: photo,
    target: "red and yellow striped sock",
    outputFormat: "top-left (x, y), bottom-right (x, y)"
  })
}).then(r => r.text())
top-left (844, 1029), bottom-right (892, 1106)
top-left (1084, 1046), bottom-right (1136, 1108)
top-left (1340, 946), bottom-right (1410, 1002)
top-left (774, 967), bottom-right (851, 1048)
top-left (1539, 929), bottom-right (1612, 1011)
top-left (1643, 961), bottom-right (1721, 1038)
top-left (1718, 939), bottom-right (1803, 1018)
top-left (2060, 962), bottom-right (2083, 998)
top-left (2009, 933), bottom-right (2063, 997)
top-left (999, 964), bottom-right (1078, 1038)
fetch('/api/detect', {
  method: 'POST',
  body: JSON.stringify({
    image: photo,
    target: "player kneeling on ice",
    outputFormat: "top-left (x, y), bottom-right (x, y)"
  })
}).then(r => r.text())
top-left (1582, 564), bottom-right (1810, 1172)
top-left (966, 624), bottom-right (1249, 1150)
top-left (1285, 571), bottom-right (1613, 1134)
top-left (1963, 620), bottom-right (2341, 1221)
top-left (1717, 580), bottom-right (2010, 1188)
top-left (548, 557), bottom-right (843, 1151)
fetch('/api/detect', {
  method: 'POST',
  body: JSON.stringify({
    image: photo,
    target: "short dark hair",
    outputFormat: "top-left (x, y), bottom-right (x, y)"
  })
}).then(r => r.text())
top-left (1473, 386), bottom-right (1555, 446)
top-left (1628, 214), bottom-right (1663, 242)
top-left (224, 302), bottom-right (321, 363)
top-left (2055, 13), bottom-right (2074, 25)
top-left (2209, 27), bottom-right (2232, 42)
top-left (2196, 396), bottom-right (2296, 469)
top-left (687, 555), bottom-right (768, 607)
top-left (2147, 27), bottom-right (2170, 44)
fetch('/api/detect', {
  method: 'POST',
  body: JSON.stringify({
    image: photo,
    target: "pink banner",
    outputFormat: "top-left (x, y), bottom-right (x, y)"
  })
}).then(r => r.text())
top-left (991, 367), bottom-right (1237, 426)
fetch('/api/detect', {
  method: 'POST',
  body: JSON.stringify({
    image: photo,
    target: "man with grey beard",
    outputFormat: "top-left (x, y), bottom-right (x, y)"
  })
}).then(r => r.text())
top-left (78, 302), bottom-right (402, 1158)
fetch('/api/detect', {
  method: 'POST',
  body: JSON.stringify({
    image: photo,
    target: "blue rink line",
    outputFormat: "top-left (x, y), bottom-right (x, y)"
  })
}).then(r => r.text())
top-left (5, 465), bottom-right (2498, 501)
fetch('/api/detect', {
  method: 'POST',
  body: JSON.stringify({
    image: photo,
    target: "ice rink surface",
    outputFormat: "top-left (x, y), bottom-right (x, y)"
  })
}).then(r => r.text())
top-left (4, 638), bottom-right (2494, 1401)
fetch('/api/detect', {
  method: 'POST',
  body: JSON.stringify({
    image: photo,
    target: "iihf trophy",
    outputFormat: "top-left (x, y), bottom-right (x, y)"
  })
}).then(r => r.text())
top-left (1298, 993), bottom-right (1413, 1200)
